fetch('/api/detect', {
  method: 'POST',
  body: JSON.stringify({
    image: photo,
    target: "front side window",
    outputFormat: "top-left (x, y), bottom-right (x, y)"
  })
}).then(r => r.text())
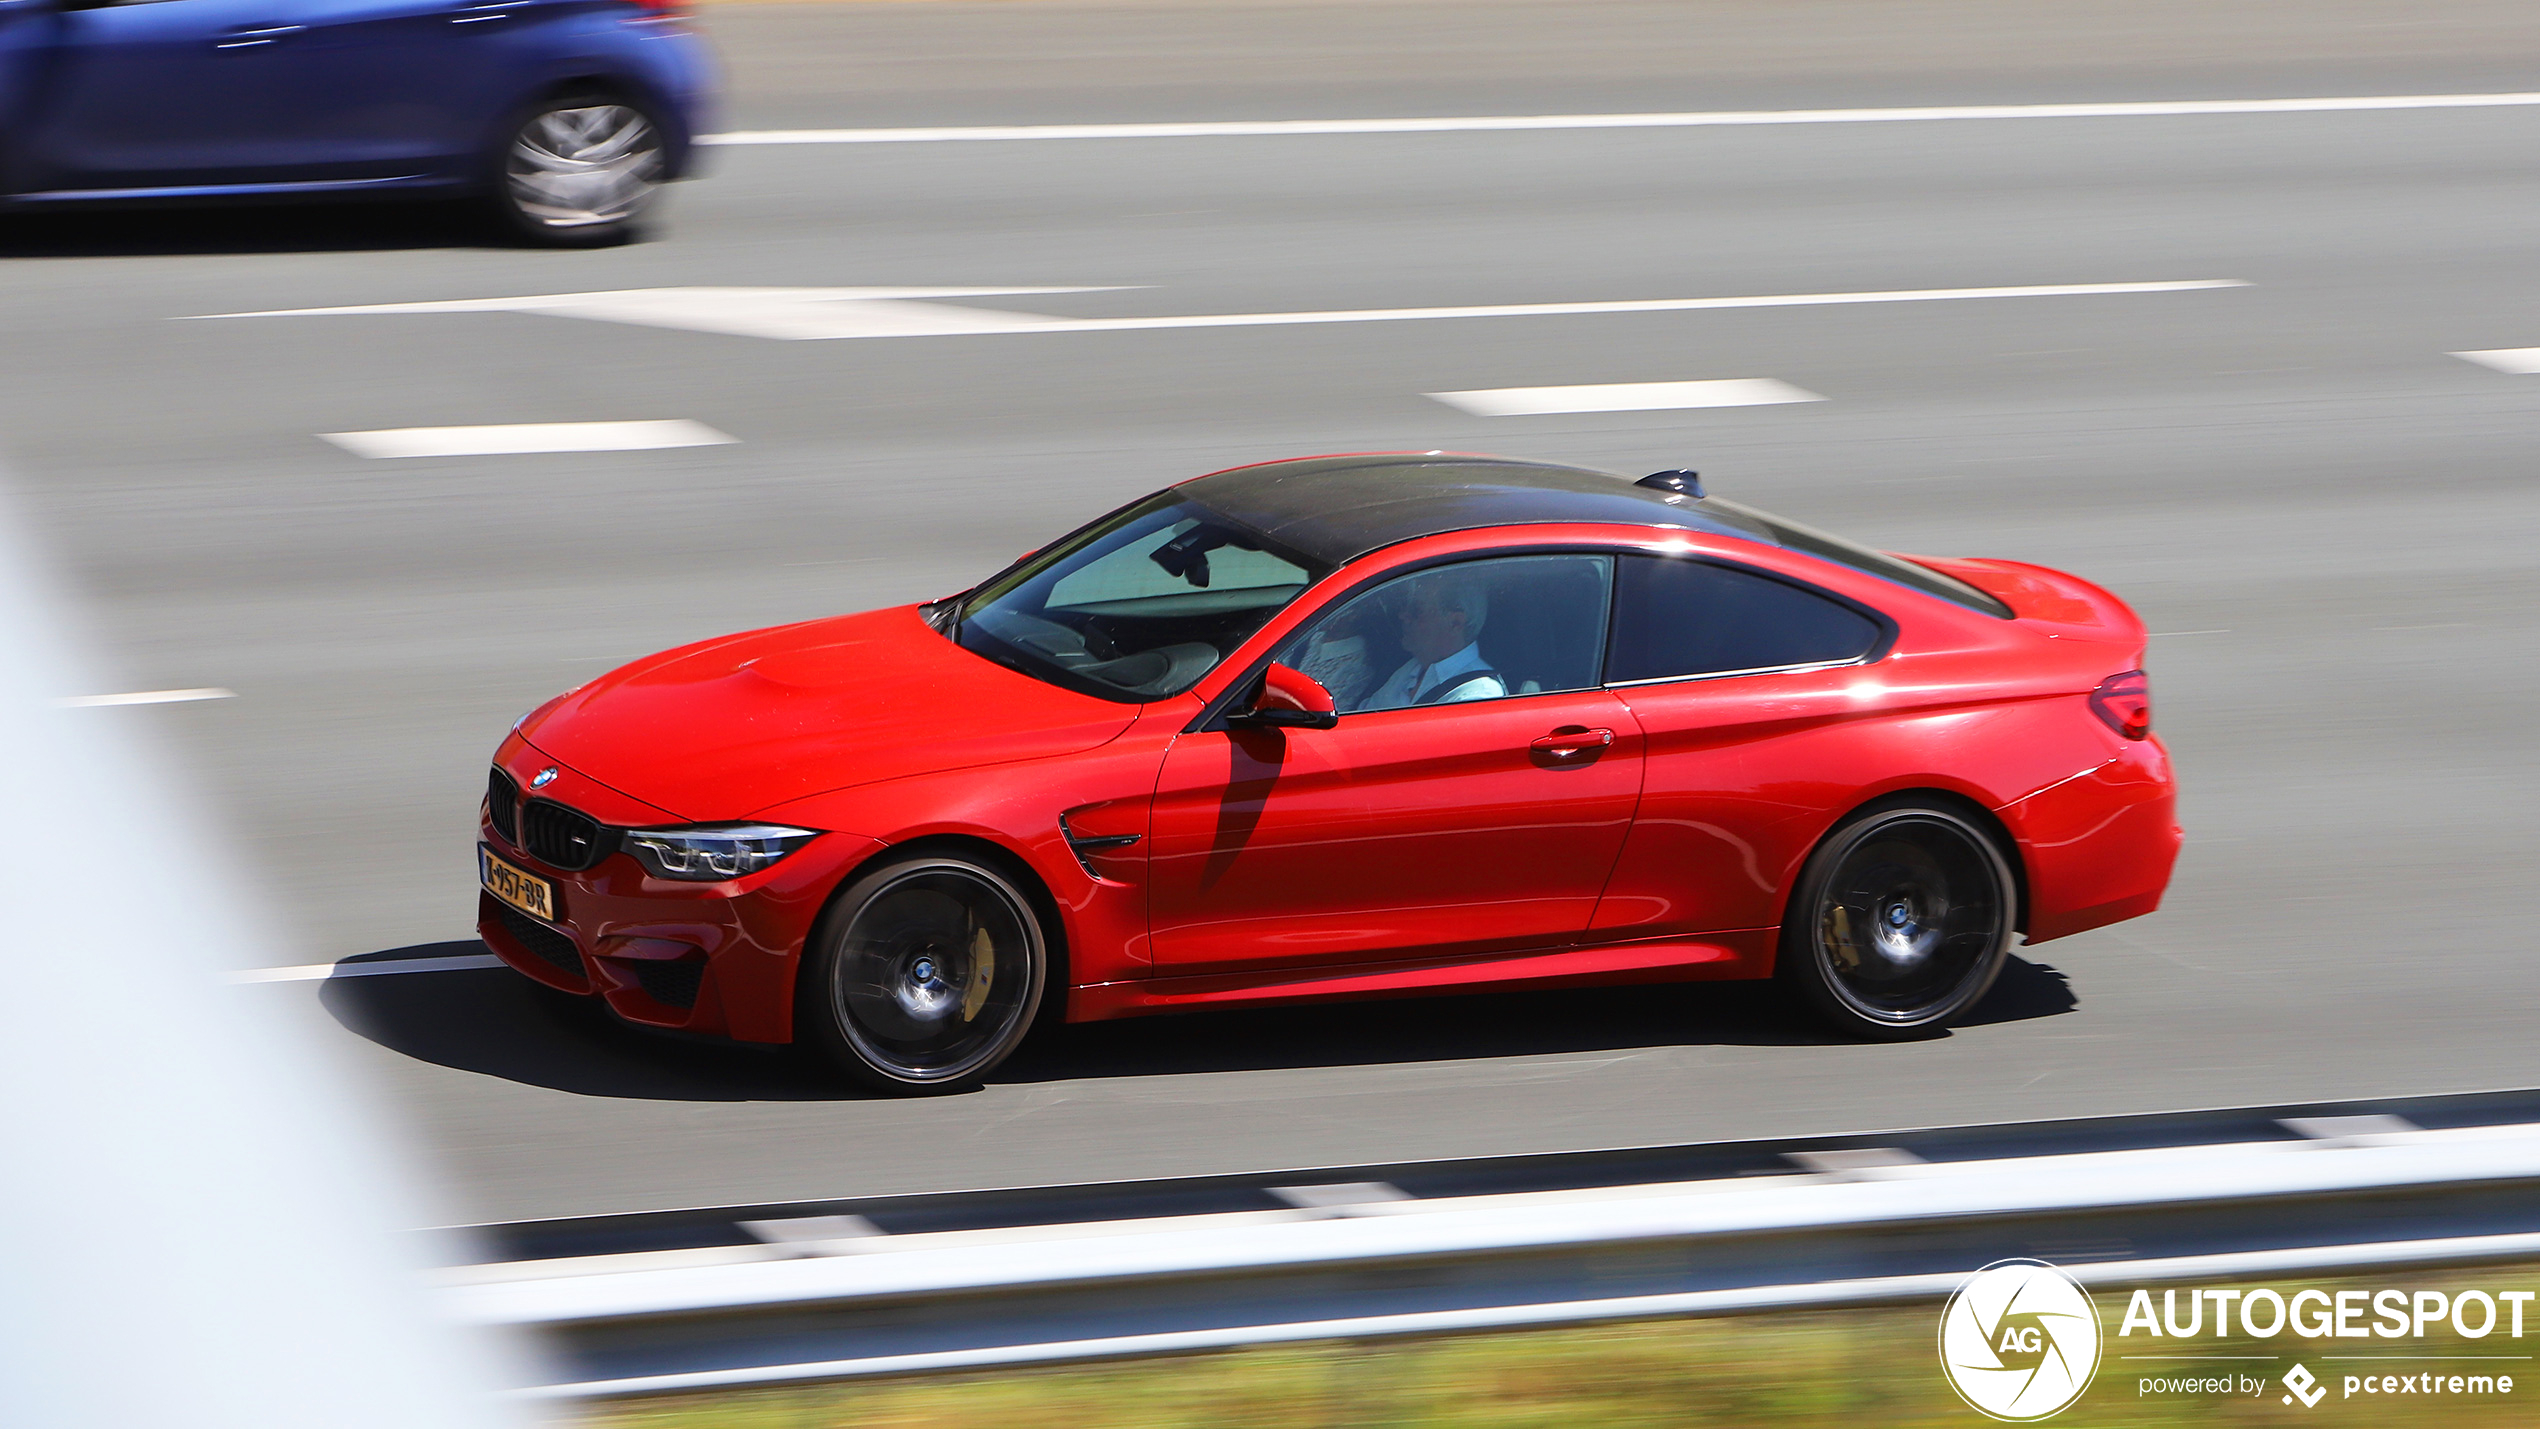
top-left (1273, 553), bottom-right (1614, 713)
top-left (1605, 555), bottom-right (1883, 684)
top-left (955, 494), bottom-right (1327, 700)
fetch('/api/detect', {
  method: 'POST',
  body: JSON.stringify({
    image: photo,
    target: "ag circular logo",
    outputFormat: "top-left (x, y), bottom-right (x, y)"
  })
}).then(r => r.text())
top-left (1938, 1259), bottom-right (2102, 1420)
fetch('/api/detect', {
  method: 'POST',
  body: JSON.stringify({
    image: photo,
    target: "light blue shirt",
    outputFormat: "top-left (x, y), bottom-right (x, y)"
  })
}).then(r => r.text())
top-left (1359, 641), bottom-right (1505, 711)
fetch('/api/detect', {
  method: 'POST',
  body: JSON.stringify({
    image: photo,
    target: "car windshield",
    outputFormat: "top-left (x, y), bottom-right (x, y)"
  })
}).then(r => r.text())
top-left (950, 493), bottom-right (1330, 701)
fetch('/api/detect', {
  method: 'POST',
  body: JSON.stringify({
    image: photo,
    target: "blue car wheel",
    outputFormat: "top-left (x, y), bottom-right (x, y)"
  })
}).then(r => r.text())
top-left (493, 91), bottom-right (665, 246)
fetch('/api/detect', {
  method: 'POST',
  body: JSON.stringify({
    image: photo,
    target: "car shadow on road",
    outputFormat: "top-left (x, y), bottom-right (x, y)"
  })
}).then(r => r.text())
top-left (322, 942), bottom-right (2076, 1103)
top-left (321, 944), bottom-right (829, 1103)
top-left (0, 200), bottom-right (494, 258)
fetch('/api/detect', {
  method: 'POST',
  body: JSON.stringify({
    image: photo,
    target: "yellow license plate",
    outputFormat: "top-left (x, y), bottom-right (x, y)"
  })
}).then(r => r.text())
top-left (480, 845), bottom-right (555, 922)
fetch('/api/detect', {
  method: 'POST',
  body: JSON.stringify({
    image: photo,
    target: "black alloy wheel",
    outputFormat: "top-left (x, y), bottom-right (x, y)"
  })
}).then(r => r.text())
top-left (1778, 801), bottom-right (2016, 1040)
top-left (799, 854), bottom-right (1050, 1092)
top-left (488, 91), bottom-right (665, 246)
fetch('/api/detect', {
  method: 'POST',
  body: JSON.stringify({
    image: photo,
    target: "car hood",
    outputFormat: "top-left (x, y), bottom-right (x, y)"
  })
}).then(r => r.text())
top-left (517, 605), bottom-right (1140, 822)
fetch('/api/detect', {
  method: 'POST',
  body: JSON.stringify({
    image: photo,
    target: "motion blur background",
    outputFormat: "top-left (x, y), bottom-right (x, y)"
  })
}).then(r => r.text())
top-left (6, 0), bottom-right (2535, 1242)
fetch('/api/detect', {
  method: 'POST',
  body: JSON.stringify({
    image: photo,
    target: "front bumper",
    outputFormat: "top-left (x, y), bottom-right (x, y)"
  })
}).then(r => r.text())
top-left (477, 739), bottom-right (881, 1042)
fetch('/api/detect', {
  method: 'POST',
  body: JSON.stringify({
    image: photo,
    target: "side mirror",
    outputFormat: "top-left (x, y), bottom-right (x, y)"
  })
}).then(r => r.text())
top-left (1227, 663), bottom-right (1338, 731)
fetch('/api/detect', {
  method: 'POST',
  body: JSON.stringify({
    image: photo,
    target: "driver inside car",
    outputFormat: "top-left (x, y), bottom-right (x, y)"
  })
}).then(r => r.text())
top-left (1355, 571), bottom-right (1507, 711)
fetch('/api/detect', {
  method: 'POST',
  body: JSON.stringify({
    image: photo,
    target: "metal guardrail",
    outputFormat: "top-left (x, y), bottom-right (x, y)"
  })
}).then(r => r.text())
top-left (434, 1089), bottom-right (2540, 1400)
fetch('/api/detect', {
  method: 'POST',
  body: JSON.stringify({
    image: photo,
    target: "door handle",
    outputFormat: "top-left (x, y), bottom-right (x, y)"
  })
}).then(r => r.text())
top-left (215, 22), bottom-right (305, 46)
top-left (1529, 726), bottom-right (1614, 759)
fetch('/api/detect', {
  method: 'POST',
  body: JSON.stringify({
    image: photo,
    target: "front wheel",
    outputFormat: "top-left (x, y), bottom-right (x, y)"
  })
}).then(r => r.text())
top-left (488, 93), bottom-right (665, 246)
top-left (797, 854), bottom-right (1051, 1093)
top-left (1778, 802), bottom-right (2016, 1040)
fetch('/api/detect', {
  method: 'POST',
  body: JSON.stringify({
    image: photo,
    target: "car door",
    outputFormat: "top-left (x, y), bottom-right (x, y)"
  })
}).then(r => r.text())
top-left (269, 0), bottom-right (515, 175)
top-left (20, 0), bottom-right (297, 187)
top-left (23, 0), bottom-right (483, 189)
top-left (0, 0), bottom-right (53, 186)
top-left (1583, 553), bottom-right (1896, 940)
top-left (1146, 552), bottom-right (1644, 973)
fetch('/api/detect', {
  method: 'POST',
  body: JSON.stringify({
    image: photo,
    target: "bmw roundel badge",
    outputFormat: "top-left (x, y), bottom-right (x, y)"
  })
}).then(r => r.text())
top-left (530, 767), bottom-right (559, 789)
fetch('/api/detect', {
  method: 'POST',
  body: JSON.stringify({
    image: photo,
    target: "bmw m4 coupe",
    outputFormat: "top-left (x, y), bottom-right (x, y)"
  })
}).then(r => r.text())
top-left (0, 0), bottom-right (710, 242)
top-left (479, 455), bottom-right (2180, 1091)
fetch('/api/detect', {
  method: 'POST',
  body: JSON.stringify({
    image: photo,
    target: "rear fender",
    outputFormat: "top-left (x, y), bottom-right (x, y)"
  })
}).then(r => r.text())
top-left (1999, 735), bottom-right (2180, 943)
top-left (1594, 664), bottom-right (2124, 941)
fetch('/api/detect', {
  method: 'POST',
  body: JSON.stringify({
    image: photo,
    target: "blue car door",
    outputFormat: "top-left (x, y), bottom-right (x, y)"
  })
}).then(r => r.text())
top-left (21, 0), bottom-right (314, 188)
top-left (251, 0), bottom-right (520, 175)
top-left (23, 0), bottom-right (502, 191)
top-left (0, 0), bottom-right (57, 189)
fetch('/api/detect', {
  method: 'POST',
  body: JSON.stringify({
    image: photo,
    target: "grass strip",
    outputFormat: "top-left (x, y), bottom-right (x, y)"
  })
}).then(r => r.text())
top-left (582, 1261), bottom-right (2540, 1427)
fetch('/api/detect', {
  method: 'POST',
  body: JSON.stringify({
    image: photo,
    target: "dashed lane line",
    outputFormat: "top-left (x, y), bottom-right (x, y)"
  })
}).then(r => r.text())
top-left (2452, 349), bottom-right (2540, 375)
top-left (57, 688), bottom-right (236, 707)
top-left (1429, 378), bottom-right (1824, 416)
top-left (321, 420), bottom-right (737, 459)
top-left (231, 954), bottom-right (506, 985)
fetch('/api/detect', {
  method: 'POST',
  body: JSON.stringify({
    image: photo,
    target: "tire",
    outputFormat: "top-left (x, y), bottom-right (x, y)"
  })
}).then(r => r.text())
top-left (486, 91), bottom-right (665, 247)
top-left (796, 853), bottom-right (1052, 1093)
top-left (1777, 800), bottom-right (2016, 1040)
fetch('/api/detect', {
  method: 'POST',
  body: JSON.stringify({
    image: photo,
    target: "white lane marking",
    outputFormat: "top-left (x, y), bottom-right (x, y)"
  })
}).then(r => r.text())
top-left (190, 286), bottom-right (1132, 340)
top-left (195, 280), bottom-right (2247, 343)
top-left (56, 687), bottom-right (236, 707)
top-left (1429, 378), bottom-right (1823, 417)
top-left (2452, 348), bottom-right (2540, 374)
top-left (701, 91), bottom-right (2540, 146)
top-left (230, 953), bottom-right (506, 984)
top-left (321, 420), bottom-right (736, 459)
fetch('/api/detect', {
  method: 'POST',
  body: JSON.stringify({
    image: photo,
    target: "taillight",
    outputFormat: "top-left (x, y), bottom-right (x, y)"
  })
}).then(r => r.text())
top-left (2089, 670), bottom-right (2152, 740)
top-left (626, 0), bottom-right (687, 18)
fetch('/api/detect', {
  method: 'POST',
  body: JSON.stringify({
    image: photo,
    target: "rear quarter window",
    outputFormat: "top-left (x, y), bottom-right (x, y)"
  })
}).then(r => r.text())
top-left (1605, 556), bottom-right (1885, 683)
top-left (1699, 497), bottom-right (2016, 620)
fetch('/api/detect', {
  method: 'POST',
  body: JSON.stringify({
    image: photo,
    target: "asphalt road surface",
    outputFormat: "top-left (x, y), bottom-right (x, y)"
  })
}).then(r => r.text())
top-left (6, 0), bottom-right (2537, 1225)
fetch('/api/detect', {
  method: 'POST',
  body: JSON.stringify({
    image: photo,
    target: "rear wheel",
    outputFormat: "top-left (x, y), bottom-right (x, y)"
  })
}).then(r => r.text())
top-left (1778, 801), bottom-right (2015, 1040)
top-left (797, 853), bottom-right (1050, 1093)
top-left (488, 92), bottom-right (664, 246)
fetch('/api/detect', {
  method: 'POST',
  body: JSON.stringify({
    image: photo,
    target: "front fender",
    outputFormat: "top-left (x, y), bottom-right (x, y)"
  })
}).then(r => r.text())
top-left (761, 721), bottom-right (1180, 993)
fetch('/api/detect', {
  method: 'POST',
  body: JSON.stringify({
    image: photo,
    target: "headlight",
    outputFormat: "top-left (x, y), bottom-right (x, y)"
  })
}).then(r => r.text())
top-left (622, 824), bottom-right (820, 882)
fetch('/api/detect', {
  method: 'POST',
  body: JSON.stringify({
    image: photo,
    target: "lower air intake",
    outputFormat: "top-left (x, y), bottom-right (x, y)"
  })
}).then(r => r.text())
top-left (631, 959), bottom-right (704, 1010)
top-left (497, 905), bottom-right (583, 978)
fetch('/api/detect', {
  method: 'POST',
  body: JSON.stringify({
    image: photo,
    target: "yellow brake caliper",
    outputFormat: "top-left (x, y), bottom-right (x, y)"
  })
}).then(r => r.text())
top-left (959, 926), bottom-right (995, 1022)
top-left (1825, 905), bottom-right (1862, 971)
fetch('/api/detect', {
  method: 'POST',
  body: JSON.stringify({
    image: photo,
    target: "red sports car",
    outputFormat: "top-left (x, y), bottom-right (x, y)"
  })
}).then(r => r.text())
top-left (479, 455), bottom-right (2178, 1091)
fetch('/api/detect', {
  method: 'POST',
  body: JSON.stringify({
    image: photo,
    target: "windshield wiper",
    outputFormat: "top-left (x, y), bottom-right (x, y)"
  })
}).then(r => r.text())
top-left (920, 595), bottom-right (967, 639)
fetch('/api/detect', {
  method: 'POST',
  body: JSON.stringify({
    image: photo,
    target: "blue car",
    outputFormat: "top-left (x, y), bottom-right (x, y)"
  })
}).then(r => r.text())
top-left (0, 0), bottom-right (712, 242)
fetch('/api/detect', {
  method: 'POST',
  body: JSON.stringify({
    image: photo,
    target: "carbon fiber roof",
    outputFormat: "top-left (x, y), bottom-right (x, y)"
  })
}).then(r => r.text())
top-left (1175, 455), bottom-right (1747, 565)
